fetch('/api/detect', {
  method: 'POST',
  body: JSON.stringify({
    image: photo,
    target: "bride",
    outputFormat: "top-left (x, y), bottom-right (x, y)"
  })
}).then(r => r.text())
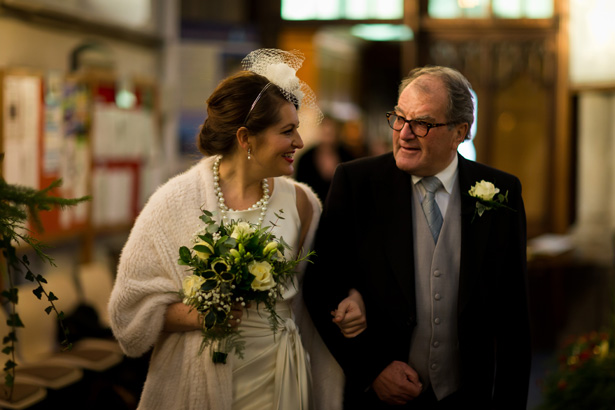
top-left (108, 49), bottom-right (366, 410)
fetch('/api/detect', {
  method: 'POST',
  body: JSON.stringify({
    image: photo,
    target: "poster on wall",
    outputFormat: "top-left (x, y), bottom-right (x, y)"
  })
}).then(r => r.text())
top-left (43, 70), bottom-right (64, 176)
top-left (2, 74), bottom-right (41, 188)
top-left (58, 78), bottom-right (91, 229)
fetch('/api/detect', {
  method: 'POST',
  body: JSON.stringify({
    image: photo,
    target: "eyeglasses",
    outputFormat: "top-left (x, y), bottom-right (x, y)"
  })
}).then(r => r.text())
top-left (386, 112), bottom-right (450, 138)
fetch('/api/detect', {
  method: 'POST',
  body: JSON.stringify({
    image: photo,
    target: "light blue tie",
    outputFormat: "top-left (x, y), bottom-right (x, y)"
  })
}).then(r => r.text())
top-left (420, 176), bottom-right (443, 243)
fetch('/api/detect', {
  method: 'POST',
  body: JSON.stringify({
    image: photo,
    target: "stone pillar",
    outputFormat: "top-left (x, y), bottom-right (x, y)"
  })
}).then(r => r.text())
top-left (161, 0), bottom-right (182, 176)
top-left (571, 91), bottom-right (615, 266)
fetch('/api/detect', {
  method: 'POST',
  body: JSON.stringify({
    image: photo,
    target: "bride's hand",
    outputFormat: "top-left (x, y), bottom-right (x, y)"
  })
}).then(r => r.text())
top-left (331, 288), bottom-right (367, 338)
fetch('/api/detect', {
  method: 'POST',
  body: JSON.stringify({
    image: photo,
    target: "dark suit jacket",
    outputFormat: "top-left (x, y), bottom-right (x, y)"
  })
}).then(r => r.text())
top-left (303, 152), bottom-right (531, 409)
top-left (295, 143), bottom-right (356, 203)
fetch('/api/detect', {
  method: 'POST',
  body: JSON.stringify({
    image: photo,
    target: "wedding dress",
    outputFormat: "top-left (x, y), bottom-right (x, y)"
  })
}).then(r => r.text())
top-left (227, 177), bottom-right (312, 410)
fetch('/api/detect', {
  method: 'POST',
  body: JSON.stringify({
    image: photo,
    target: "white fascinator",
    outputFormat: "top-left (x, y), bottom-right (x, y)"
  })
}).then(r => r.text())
top-left (241, 48), bottom-right (322, 126)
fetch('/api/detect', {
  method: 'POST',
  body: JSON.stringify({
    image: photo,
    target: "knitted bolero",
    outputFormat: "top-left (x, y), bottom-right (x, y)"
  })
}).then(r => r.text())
top-left (108, 155), bottom-right (342, 410)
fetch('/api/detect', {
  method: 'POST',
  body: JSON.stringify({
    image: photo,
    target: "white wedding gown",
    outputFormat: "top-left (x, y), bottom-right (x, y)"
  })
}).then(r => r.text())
top-left (226, 177), bottom-right (312, 410)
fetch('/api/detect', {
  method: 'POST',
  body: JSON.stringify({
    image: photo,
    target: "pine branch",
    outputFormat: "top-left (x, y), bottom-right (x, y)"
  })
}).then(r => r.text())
top-left (0, 177), bottom-right (90, 401)
top-left (0, 178), bottom-right (90, 233)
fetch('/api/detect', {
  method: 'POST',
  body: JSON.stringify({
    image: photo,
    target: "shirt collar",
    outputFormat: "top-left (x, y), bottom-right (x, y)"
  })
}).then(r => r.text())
top-left (411, 155), bottom-right (458, 194)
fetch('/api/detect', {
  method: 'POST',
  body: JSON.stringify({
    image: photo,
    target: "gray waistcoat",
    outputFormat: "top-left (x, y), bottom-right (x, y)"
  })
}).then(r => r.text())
top-left (408, 179), bottom-right (461, 400)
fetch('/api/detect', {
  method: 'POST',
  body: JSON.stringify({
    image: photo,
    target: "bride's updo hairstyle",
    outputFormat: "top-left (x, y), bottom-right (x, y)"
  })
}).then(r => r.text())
top-left (197, 71), bottom-right (293, 156)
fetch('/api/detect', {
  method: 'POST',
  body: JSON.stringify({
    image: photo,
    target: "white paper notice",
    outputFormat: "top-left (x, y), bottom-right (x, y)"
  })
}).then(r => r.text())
top-left (2, 75), bottom-right (41, 188)
top-left (92, 167), bottom-right (133, 227)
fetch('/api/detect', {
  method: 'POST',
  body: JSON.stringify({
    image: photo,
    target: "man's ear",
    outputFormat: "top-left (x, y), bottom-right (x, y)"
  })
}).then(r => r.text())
top-left (455, 123), bottom-right (469, 143)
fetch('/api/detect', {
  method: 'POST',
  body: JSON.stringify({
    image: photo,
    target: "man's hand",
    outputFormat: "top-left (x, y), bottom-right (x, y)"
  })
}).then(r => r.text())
top-left (331, 288), bottom-right (367, 338)
top-left (371, 361), bottom-right (423, 405)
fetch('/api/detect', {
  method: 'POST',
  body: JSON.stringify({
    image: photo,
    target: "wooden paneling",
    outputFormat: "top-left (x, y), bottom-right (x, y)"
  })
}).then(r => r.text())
top-left (417, 10), bottom-right (568, 237)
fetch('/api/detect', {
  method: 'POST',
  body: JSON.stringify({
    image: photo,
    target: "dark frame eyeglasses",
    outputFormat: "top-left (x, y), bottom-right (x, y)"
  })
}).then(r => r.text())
top-left (386, 112), bottom-right (450, 138)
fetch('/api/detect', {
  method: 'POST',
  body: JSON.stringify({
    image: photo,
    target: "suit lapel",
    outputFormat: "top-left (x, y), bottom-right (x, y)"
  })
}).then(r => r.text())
top-left (457, 154), bottom-right (492, 314)
top-left (368, 154), bottom-right (492, 316)
top-left (370, 156), bottom-right (416, 309)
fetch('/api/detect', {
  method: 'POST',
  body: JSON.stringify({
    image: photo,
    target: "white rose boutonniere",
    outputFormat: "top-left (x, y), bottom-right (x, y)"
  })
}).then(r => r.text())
top-left (468, 180), bottom-right (515, 221)
top-left (469, 180), bottom-right (499, 201)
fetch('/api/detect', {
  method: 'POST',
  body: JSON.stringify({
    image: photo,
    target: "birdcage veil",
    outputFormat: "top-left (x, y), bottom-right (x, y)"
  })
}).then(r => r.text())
top-left (241, 48), bottom-right (323, 126)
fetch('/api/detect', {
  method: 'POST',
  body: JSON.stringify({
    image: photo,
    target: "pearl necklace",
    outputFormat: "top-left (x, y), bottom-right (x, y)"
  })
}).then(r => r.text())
top-left (213, 155), bottom-right (270, 226)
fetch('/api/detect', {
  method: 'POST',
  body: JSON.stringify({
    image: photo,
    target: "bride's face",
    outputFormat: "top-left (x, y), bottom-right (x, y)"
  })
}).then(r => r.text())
top-left (250, 102), bottom-right (303, 177)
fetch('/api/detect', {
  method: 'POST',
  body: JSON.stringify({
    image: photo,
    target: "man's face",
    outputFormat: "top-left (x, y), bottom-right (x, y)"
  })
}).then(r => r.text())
top-left (392, 75), bottom-right (467, 177)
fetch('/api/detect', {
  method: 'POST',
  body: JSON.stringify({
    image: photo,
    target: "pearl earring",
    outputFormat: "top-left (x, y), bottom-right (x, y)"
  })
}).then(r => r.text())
top-left (247, 148), bottom-right (251, 160)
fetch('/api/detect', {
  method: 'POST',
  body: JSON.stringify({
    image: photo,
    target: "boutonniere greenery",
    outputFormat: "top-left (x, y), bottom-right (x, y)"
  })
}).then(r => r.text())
top-left (468, 180), bottom-right (515, 221)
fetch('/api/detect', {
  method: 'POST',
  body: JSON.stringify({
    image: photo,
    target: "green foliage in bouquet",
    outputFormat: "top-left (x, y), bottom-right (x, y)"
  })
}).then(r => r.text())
top-left (538, 325), bottom-right (615, 410)
top-left (178, 209), bottom-right (314, 364)
top-left (0, 174), bottom-right (90, 400)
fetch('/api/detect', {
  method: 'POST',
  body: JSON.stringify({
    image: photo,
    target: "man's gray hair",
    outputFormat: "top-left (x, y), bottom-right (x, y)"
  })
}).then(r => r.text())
top-left (399, 66), bottom-right (475, 140)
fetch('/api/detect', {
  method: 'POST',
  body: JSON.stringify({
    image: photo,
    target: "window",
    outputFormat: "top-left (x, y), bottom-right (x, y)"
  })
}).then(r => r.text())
top-left (281, 0), bottom-right (403, 21)
top-left (428, 0), bottom-right (553, 19)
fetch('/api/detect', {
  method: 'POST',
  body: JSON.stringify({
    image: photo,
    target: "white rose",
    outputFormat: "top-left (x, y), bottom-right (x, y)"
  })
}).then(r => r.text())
top-left (182, 275), bottom-right (205, 297)
top-left (248, 261), bottom-right (276, 291)
top-left (194, 241), bottom-right (214, 261)
top-left (469, 180), bottom-right (500, 201)
top-left (231, 222), bottom-right (255, 239)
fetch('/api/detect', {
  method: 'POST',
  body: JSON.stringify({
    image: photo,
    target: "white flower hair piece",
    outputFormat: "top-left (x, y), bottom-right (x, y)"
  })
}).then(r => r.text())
top-left (264, 62), bottom-right (304, 103)
top-left (241, 48), bottom-right (322, 126)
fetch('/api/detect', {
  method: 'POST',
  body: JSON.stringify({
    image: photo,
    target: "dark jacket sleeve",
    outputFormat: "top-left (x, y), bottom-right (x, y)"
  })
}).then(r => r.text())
top-left (303, 157), bottom-right (414, 392)
top-left (457, 157), bottom-right (532, 408)
top-left (492, 176), bottom-right (532, 407)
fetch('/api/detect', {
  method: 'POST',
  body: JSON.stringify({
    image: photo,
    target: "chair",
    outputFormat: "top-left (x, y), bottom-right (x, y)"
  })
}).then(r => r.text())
top-left (0, 382), bottom-right (46, 410)
top-left (15, 266), bottom-right (123, 372)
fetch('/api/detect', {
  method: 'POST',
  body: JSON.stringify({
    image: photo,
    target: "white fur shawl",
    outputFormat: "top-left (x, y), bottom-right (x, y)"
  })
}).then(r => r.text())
top-left (108, 156), bottom-right (343, 410)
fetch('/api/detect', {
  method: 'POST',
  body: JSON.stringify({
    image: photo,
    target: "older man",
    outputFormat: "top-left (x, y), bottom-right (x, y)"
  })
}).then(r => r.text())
top-left (304, 66), bottom-right (531, 409)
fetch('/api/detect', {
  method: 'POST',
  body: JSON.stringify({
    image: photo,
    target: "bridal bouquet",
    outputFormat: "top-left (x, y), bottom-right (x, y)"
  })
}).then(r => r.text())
top-left (178, 209), bottom-right (313, 364)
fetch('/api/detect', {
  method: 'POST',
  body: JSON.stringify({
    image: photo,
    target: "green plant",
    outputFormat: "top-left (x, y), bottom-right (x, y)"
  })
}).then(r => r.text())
top-left (0, 172), bottom-right (90, 401)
